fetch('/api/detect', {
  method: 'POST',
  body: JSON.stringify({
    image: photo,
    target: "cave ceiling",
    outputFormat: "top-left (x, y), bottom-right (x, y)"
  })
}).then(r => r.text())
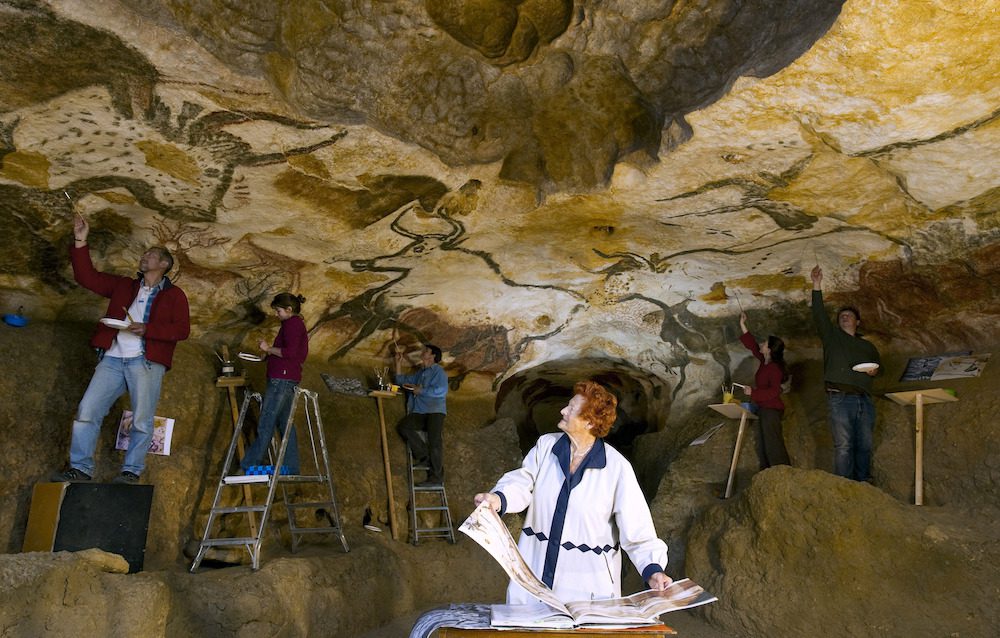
top-left (1, 0), bottom-right (998, 396)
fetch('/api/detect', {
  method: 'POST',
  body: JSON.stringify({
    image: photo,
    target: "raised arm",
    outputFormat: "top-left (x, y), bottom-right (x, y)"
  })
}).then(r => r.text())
top-left (811, 265), bottom-right (823, 291)
top-left (810, 266), bottom-right (835, 339)
top-left (738, 313), bottom-right (765, 364)
top-left (70, 214), bottom-right (128, 297)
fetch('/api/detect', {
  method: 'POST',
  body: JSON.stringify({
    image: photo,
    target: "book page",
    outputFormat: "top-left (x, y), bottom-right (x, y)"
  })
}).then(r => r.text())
top-left (115, 411), bottom-right (175, 456)
top-left (459, 501), bottom-right (569, 615)
top-left (460, 501), bottom-right (718, 627)
top-left (489, 602), bottom-right (574, 629)
top-left (565, 579), bottom-right (718, 625)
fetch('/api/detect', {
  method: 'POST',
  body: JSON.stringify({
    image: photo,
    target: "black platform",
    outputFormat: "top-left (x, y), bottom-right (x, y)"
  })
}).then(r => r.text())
top-left (24, 482), bottom-right (154, 573)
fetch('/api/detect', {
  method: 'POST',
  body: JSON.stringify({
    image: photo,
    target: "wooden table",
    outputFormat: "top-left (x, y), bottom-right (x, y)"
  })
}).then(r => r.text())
top-left (708, 402), bottom-right (758, 499)
top-left (369, 389), bottom-right (402, 539)
top-left (439, 625), bottom-right (674, 637)
top-left (885, 388), bottom-right (958, 505)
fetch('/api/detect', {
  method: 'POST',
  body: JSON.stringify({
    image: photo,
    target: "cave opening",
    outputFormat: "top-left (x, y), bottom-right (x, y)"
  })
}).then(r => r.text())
top-left (494, 358), bottom-right (673, 462)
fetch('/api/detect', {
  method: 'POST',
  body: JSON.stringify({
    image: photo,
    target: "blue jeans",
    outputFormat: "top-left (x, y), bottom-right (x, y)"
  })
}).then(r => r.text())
top-left (396, 412), bottom-right (445, 481)
top-left (241, 378), bottom-right (300, 474)
top-left (827, 392), bottom-right (875, 481)
top-left (71, 355), bottom-right (166, 476)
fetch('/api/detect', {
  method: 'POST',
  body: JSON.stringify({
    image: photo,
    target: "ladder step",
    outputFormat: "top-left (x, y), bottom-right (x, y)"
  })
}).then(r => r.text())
top-left (199, 537), bottom-right (258, 547)
top-left (192, 386), bottom-right (350, 572)
top-left (277, 475), bottom-right (327, 483)
top-left (285, 501), bottom-right (338, 509)
top-left (222, 475), bottom-right (270, 485)
top-left (415, 505), bottom-right (450, 513)
top-left (211, 505), bottom-right (268, 514)
top-left (288, 526), bottom-right (341, 535)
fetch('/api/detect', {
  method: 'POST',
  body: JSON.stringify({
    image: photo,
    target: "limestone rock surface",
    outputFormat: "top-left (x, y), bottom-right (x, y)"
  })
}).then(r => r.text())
top-left (684, 467), bottom-right (1000, 638)
top-left (0, 0), bottom-right (995, 399)
top-left (1, 2), bottom-right (999, 637)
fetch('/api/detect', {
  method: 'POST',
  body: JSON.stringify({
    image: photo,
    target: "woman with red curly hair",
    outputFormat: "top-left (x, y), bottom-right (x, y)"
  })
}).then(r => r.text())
top-left (475, 380), bottom-right (672, 604)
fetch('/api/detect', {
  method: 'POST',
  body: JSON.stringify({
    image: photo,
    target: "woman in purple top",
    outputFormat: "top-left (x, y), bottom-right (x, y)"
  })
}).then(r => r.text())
top-left (738, 312), bottom-right (790, 469)
top-left (240, 293), bottom-right (309, 475)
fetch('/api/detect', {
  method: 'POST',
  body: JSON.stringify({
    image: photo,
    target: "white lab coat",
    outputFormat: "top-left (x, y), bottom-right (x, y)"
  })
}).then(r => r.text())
top-left (491, 433), bottom-right (668, 604)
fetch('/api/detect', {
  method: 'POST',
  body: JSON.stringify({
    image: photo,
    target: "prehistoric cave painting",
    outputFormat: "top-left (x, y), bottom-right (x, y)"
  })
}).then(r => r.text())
top-left (138, 99), bottom-right (349, 222)
top-left (582, 149), bottom-right (921, 293)
top-left (0, 185), bottom-right (76, 292)
top-left (0, 83), bottom-right (347, 292)
top-left (0, 2), bottom-right (157, 117)
top-left (2, 83), bottom-right (345, 222)
top-left (316, 178), bottom-right (584, 383)
top-left (148, 218), bottom-right (229, 284)
top-left (387, 307), bottom-right (513, 388)
top-left (617, 293), bottom-right (739, 401)
top-left (128, 0), bottom-right (847, 192)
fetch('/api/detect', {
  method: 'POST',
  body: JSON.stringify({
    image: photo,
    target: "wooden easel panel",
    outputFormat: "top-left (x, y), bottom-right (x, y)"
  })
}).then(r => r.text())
top-left (708, 403), bottom-right (757, 420)
top-left (884, 388), bottom-right (958, 406)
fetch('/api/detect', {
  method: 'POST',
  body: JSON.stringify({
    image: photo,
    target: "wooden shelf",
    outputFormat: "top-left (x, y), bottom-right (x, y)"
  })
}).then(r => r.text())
top-left (884, 388), bottom-right (958, 406)
top-left (708, 402), bottom-right (757, 420)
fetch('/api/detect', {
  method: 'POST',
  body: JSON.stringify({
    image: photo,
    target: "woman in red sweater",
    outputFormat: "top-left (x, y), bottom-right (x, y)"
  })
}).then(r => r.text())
top-left (739, 312), bottom-right (790, 468)
top-left (239, 292), bottom-right (309, 475)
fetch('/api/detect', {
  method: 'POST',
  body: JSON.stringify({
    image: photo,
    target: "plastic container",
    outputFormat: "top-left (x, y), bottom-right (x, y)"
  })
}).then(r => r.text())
top-left (3, 314), bottom-right (28, 327)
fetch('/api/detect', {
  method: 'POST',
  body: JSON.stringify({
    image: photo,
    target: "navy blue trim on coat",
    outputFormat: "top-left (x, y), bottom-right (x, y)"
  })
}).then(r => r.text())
top-left (539, 434), bottom-right (608, 588)
top-left (641, 563), bottom-right (665, 583)
top-left (495, 491), bottom-right (508, 516)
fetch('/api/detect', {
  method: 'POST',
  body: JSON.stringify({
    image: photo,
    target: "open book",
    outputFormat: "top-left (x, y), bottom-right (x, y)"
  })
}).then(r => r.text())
top-left (459, 500), bottom-right (717, 629)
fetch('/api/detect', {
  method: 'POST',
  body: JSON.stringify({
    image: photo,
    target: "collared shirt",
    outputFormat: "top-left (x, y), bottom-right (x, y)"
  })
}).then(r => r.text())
top-left (395, 363), bottom-right (448, 414)
top-left (107, 278), bottom-right (166, 358)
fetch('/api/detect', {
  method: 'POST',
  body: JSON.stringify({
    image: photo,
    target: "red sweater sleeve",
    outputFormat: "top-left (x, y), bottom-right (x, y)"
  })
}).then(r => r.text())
top-left (71, 245), bottom-right (130, 297)
top-left (740, 331), bottom-right (765, 363)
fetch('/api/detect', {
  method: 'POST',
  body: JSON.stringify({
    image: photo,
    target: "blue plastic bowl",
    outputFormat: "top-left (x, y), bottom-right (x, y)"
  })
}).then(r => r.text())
top-left (3, 314), bottom-right (28, 327)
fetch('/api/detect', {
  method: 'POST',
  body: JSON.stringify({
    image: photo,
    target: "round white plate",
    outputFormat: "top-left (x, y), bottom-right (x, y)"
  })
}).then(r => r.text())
top-left (100, 317), bottom-right (131, 329)
top-left (852, 362), bottom-right (879, 372)
top-left (238, 352), bottom-right (263, 362)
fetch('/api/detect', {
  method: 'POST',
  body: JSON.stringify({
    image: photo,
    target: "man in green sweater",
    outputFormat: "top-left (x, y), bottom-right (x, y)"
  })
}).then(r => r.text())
top-left (811, 266), bottom-right (881, 481)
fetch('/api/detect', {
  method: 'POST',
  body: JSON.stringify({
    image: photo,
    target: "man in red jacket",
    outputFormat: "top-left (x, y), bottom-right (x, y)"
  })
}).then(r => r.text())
top-left (51, 214), bottom-right (190, 484)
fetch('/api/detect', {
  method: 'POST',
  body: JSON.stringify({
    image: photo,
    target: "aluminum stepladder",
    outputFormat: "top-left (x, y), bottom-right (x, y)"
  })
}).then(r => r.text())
top-left (405, 442), bottom-right (456, 545)
top-left (191, 386), bottom-right (349, 571)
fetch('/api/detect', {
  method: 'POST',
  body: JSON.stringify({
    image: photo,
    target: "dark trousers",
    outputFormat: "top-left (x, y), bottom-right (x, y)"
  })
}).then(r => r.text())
top-left (397, 412), bottom-right (445, 481)
top-left (755, 407), bottom-right (790, 469)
